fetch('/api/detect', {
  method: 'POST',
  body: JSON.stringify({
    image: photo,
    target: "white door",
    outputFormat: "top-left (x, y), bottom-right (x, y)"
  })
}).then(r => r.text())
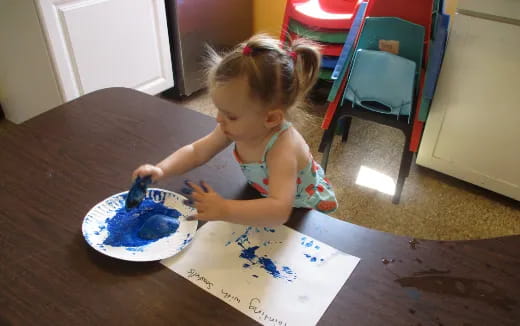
top-left (36, 0), bottom-right (174, 101)
top-left (416, 13), bottom-right (520, 201)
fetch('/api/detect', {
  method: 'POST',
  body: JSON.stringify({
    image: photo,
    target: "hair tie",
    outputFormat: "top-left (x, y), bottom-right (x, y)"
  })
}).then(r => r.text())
top-left (243, 45), bottom-right (253, 56)
top-left (289, 51), bottom-right (297, 62)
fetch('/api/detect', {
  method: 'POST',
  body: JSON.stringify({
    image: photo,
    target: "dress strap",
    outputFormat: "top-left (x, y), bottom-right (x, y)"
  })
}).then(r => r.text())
top-left (262, 121), bottom-right (292, 161)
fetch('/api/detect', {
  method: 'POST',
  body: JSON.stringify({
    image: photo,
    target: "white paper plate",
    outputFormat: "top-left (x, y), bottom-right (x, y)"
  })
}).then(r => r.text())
top-left (82, 188), bottom-right (197, 262)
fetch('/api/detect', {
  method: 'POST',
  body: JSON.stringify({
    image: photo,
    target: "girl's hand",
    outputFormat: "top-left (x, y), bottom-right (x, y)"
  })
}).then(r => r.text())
top-left (187, 181), bottom-right (229, 221)
top-left (132, 164), bottom-right (164, 182)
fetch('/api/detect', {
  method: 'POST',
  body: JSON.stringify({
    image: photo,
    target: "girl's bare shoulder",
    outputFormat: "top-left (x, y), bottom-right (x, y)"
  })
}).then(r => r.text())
top-left (270, 125), bottom-right (311, 170)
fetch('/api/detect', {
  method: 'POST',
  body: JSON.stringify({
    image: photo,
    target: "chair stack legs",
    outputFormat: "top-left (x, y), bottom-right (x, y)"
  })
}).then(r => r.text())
top-left (341, 116), bottom-right (352, 143)
top-left (393, 131), bottom-right (414, 204)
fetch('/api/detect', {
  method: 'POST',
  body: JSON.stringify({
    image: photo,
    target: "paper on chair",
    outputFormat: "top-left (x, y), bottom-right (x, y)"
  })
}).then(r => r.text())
top-left (161, 221), bottom-right (360, 326)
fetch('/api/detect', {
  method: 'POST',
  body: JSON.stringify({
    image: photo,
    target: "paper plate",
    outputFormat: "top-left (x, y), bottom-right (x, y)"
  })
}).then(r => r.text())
top-left (82, 188), bottom-right (197, 262)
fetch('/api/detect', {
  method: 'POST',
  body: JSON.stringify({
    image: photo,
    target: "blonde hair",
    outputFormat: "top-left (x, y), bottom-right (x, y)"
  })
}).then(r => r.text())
top-left (206, 34), bottom-right (321, 111)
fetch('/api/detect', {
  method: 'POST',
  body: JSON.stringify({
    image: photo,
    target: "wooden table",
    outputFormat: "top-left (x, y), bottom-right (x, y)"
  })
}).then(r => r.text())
top-left (0, 88), bottom-right (518, 325)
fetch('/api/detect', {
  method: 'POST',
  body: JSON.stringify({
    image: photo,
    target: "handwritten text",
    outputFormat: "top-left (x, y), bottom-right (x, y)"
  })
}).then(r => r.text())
top-left (249, 298), bottom-right (287, 326)
top-left (221, 289), bottom-right (241, 304)
top-left (187, 268), bottom-right (214, 290)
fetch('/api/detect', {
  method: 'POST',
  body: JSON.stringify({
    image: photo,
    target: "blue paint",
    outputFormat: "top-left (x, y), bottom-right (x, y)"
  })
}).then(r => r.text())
top-left (304, 253), bottom-right (321, 263)
top-left (315, 245), bottom-right (320, 250)
top-left (406, 288), bottom-right (422, 300)
top-left (235, 227), bottom-right (252, 246)
top-left (181, 187), bottom-right (192, 195)
top-left (305, 240), bottom-right (314, 247)
top-left (125, 247), bottom-right (144, 252)
top-left (240, 246), bottom-right (259, 260)
top-left (263, 227), bottom-right (275, 233)
top-left (177, 234), bottom-right (193, 251)
top-left (258, 257), bottom-right (280, 278)
top-left (138, 214), bottom-right (180, 240)
top-left (252, 274), bottom-right (259, 278)
top-left (234, 227), bottom-right (296, 281)
top-left (282, 266), bottom-right (294, 274)
top-left (125, 175), bottom-right (152, 209)
top-left (225, 241), bottom-right (232, 246)
top-left (103, 198), bottom-right (181, 247)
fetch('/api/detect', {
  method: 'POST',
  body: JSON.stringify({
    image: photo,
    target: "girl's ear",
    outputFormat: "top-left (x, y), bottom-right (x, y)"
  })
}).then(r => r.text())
top-left (264, 109), bottom-right (284, 128)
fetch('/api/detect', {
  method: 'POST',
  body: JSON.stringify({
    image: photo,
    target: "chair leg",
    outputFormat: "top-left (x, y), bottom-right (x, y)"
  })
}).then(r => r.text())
top-left (321, 141), bottom-right (333, 173)
top-left (319, 113), bottom-right (341, 172)
top-left (318, 110), bottom-right (340, 153)
top-left (341, 116), bottom-right (352, 143)
top-left (393, 134), bottom-right (414, 204)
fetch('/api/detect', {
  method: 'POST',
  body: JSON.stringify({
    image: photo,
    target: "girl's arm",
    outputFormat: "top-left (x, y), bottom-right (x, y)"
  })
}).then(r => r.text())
top-left (133, 125), bottom-right (231, 180)
top-left (190, 131), bottom-right (298, 226)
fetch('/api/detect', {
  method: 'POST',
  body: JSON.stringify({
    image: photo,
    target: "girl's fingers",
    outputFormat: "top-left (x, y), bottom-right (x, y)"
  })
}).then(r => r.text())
top-left (132, 165), bottom-right (156, 181)
top-left (192, 192), bottom-right (202, 201)
top-left (200, 181), bottom-right (214, 193)
top-left (188, 181), bottom-right (205, 194)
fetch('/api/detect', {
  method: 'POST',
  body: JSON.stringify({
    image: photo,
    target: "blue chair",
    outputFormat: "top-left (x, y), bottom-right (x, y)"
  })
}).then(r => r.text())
top-left (321, 56), bottom-right (339, 69)
top-left (419, 12), bottom-right (450, 121)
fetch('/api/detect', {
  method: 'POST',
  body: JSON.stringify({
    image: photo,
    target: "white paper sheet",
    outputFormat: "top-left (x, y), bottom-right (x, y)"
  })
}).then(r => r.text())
top-left (161, 221), bottom-right (360, 326)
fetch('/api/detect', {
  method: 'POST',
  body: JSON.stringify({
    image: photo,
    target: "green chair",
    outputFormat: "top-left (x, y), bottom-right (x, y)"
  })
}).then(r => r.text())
top-left (288, 19), bottom-right (348, 44)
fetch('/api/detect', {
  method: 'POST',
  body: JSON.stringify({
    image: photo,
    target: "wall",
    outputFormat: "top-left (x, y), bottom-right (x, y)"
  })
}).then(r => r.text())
top-left (253, 0), bottom-right (286, 36)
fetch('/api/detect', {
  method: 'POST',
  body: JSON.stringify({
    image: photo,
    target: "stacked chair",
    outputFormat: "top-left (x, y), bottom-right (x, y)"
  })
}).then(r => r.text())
top-left (280, 0), bottom-right (365, 83)
top-left (419, 0), bottom-right (451, 122)
top-left (316, 0), bottom-right (450, 204)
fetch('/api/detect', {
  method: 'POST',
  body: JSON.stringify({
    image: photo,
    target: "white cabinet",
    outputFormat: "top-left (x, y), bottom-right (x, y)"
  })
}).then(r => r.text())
top-left (416, 11), bottom-right (520, 201)
top-left (0, 0), bottom-right (173, 124)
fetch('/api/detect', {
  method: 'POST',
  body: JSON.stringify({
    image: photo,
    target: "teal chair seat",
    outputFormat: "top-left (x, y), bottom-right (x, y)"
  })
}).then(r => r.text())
top-left (349, 17), bottom-right (425, 92)
top-left (344, 49), bottom-right (416, 122)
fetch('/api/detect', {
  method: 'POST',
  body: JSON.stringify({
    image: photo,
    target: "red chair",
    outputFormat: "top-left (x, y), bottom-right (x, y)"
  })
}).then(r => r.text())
top-left (281, 0), bottom-right (364, 42)
top-left (367, 0), bottom-right (434, 66)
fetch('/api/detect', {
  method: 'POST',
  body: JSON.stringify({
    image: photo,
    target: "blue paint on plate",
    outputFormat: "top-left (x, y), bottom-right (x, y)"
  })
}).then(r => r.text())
top-left (138, 214), bottom-right (180, 240)
top-left (103, 198), bottom-right (181, 247)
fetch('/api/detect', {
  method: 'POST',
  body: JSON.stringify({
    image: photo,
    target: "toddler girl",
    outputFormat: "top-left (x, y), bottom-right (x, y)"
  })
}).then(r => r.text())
top-left (133, 34), bottom-right (337, 226)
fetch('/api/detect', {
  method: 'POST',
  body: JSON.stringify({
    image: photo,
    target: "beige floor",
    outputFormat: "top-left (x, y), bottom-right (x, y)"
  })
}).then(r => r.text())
top-left (160, 90), bottom-right (520, 241)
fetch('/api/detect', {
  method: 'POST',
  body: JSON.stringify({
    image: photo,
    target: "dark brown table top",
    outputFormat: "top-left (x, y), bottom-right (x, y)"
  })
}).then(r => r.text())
top-left (0, 88), bottom-right (518, 326)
